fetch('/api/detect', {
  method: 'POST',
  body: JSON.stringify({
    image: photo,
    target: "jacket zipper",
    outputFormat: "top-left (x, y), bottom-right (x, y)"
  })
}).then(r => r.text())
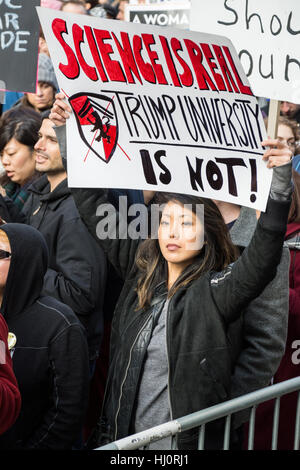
top-left (165, 299), bottom-right (174, 420)
top-left (114, 314), bottom-right (152, 440)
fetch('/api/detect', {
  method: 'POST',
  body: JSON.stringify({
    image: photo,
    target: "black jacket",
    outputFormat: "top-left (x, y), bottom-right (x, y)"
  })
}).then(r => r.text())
top-left (69, 184), bottom-right (290, 450)
top-left (23, 175), bottom-right (107, 360)
top-left (0, 223), bottom-right (89, 449)
top-left (0, 194), bottom-right (26, 224)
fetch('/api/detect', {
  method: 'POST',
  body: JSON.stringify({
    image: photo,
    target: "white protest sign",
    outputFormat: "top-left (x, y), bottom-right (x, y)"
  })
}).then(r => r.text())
top-left (37, 7), bottom-right (271, 211)
top-left (190, 0), bottom-right (300, 104)
top-left (125, 2), bottom-right (190, 30)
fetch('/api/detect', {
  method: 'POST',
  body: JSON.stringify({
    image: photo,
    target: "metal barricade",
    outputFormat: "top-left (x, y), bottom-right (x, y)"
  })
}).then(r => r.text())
top-left (96, 376), bottom-right (300, 450)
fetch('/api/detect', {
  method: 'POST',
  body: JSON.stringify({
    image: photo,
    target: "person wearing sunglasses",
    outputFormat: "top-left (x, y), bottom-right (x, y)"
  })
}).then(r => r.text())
top-left (0, 249), bottom-right (10, 259)
top-left (0, 223), bottom-right (90, 449)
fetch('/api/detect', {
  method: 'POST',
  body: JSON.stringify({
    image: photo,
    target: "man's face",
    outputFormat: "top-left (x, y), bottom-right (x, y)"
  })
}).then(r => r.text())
top-left (34, 119), bottom-right (65, 175)
top-left (26, 81), bottom-right (55, 111)
top-left (280, 101), bottom-right (300, 119)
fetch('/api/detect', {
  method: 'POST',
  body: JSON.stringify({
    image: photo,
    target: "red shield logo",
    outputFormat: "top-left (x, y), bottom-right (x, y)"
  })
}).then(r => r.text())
top-left (69, 92), bottom-right (118, 164)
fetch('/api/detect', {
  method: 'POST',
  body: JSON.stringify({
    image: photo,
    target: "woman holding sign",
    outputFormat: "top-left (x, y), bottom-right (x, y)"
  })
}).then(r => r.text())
top-left (50, 96), bottom-right (293, 450)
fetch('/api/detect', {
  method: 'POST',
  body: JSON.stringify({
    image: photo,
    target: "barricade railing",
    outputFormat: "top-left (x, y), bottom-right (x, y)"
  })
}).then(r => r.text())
top-left (96, 376), bottom-right (300, 450)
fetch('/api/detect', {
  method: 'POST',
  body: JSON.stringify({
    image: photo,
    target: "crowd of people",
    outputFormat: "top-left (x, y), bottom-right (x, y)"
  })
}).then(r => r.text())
top-left (0, 0), bottom-right (300, 451)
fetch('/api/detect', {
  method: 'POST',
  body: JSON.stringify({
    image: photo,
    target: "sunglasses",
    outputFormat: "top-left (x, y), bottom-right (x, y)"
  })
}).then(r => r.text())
top-left (0, 249), bottom-right (11, 259)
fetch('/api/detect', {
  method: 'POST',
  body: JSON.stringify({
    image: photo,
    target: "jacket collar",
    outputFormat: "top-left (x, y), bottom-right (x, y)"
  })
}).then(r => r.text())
top-left (151, 281), bottom-right (168, 306)
top-left (28, 175), bottom-right (70, 210)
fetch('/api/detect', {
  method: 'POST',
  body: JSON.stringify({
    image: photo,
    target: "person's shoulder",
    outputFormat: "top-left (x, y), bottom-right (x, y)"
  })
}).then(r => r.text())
top-left (57, 194), bottom-right (103, 237)
top-left (51, 190), bottom-right (82, 222)
top-left (16, 298), bottom-right (86, 349)
top-left (27, 174), bottom-right (49, 194)
top-left (34, 296), bottom-right (82, 328)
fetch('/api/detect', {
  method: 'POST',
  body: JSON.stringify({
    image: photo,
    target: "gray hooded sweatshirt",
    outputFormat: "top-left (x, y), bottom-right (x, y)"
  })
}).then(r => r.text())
top-left (228, 205), bottom-right (290, 429)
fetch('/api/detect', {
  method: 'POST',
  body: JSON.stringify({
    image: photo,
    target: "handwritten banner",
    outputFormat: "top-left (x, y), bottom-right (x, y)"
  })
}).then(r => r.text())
top-left (37, 7), bottom-right (271, 210)
top-left (190, 0), bottom-right (300, 104)
top-left (0, 0), bottom-right (40, 93)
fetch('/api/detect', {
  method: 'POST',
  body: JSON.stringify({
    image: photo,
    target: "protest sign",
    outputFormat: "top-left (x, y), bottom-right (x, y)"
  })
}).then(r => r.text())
top-left (125, 2), bottom-right (190, 30)
top-left (37, 7), bottom-right (272, 211)
top-left (190, 0), bottom-right (300, 104)
top-left (0, 0), bottom-right (40, 93)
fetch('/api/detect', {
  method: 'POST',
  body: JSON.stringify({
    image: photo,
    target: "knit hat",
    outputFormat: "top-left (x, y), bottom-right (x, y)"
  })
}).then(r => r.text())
top-left (103, 3), bottom-right (118, 19)
top-left (88, 6), bottom-right (107, 18)
top-left (37, 53), bottom-right (59, 92)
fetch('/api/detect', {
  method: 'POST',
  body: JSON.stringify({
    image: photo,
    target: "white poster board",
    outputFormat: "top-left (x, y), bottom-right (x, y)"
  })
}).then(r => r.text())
top-left (190, 0), bottom-right (300, 104)
top-left (37, 7), bottom-right (272, 211)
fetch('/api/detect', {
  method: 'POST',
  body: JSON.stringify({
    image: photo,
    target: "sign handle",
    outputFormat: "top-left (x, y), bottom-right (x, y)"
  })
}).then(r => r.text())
top-left (267, 99), bottom-right (280, 139)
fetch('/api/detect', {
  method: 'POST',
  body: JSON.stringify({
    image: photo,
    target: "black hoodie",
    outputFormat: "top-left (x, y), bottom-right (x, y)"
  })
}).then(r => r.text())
top-left (0, 223), bottom-right (89, 449)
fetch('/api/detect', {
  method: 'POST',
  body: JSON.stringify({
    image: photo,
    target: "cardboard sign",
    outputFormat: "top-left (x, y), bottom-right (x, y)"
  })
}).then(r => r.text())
top-left (37, 7), bottom-right (272, 211)
top-left (190, 0), bottom-right (300, 104)
top-left (125, 2), bottom-right (190, 30)
top-left (0, 0), bottom-right (40, 93)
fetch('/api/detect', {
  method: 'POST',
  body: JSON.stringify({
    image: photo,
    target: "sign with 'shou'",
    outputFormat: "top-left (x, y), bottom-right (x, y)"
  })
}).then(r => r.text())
top-left (38, 6), bottom-right (272, 211)
top-left (190, 0), bottom-right (300, 104)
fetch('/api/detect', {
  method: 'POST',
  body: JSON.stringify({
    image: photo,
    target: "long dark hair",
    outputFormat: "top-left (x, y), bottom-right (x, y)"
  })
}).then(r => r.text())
top-left (0, 108), bottom-right (42, 152)
top-left (135, 192), bottom-right (238, 310)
